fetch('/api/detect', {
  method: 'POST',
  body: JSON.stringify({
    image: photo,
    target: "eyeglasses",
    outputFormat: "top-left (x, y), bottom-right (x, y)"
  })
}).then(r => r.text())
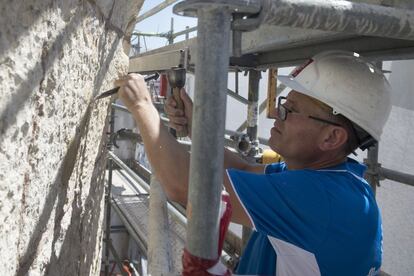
top-left (277, 96), bottom-right (342, 126)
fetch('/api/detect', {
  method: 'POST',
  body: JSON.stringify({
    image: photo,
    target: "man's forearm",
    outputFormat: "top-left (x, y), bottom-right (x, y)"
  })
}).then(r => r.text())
top-left (131, 103), bottom-right (190, 205)
top-left (224, 147), bottom-right (265, 173)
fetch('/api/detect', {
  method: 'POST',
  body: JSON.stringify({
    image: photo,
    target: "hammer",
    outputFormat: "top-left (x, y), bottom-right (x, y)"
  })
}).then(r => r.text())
top-left (167, 68), bottom-right (188, 137)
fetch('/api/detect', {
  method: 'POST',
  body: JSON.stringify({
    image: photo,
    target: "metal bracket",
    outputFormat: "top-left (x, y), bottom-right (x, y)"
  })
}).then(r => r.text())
top-left (174, 0), bottom-right (263, 58)
top-left (110, 128), bottom-right (142, 148)
top-left (364, 158), bottom-right (385, 181)
top-left (173, 0), bottom-right (262, 57)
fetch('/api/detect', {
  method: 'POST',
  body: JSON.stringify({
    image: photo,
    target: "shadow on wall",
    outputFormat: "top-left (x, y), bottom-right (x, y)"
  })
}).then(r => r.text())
top-left (15, 104), bottom-right (108, 276)
top-left (13, 1), bottom-right (125, 275)
top-left (0, 0), bottom-right (53, 57)
top-left (15, 102), bottom-right (91, 275)
top-left (0, 2), bottom-right (84, 140)
top-left (45, 108), bottom-right (109, 276)
top-left (0, 0), bottom-right (126, 141)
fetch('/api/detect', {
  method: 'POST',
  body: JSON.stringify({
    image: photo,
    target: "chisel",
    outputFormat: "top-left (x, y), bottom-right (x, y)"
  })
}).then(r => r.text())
top-left (94, 73), bottom-right (159, 100)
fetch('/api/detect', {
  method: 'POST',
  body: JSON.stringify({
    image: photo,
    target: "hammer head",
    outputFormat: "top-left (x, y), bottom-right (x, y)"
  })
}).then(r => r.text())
top-left (167, 68), bottom-right (186, 88)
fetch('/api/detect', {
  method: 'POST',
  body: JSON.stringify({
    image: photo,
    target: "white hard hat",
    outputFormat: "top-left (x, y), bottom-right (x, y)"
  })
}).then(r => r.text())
top-left (278, 51), bottom-right (392, 142)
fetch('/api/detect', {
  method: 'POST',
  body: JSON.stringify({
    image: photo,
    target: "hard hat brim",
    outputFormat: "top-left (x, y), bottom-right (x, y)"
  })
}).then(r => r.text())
top-left (277, 75), bottom-right (312, 96)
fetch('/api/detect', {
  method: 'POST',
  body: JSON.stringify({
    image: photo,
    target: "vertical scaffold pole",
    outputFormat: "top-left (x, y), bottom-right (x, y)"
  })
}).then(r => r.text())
top-left (365, 143), bottom-right (380, 195)
top-left (242, 69), bottom-right (261, 252)
top-left (185, 6), bottom-right (232, 259)
top-left (247, 69), bottom-right (261, 156)
top-left (174, 0), bottom-right (261, 261)
top-left (148, 175), bottom-right (173, 274)
top-left (104, 107), bottom-right (115, 276)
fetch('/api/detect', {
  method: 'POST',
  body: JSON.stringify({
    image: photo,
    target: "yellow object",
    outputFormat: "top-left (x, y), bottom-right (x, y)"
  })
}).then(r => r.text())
top-left (261, 149), bottom-right (283, 164)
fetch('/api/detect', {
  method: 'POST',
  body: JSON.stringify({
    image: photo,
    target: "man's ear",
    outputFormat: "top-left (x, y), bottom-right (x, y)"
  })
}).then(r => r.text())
top-left (319, 126), bottom-right (348, 151)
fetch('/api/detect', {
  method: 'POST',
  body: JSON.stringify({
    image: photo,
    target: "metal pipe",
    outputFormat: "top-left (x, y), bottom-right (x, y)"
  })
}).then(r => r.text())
top-left (104, 170), bottom-right (112, 275)
top-left (232, 14), bottom-right (244, 57)
top-left (110, 199), bottom-right (148, 255)
top-left (176, 2), bottom-right (232, 260)
top-left (246, 69), bottom-right (261, 156)
top-left (114, 129), bottom-right (142, 144)
top-left (111, 103), bottom-right (129, 113)
top-left (136, 0), bottom-right (180, 23)
top-left (148, 175), bottom-right (173, 274)
top-left (131, 31), bottom-right (170, 38)
top-left (267, 68), bottom-right (277, 119)
top-left (227, 88), bottom-right (249, 105)
top-left (136, 36), bottom-right (141, 54)
top-left (106, 238), bottom-right (129, 276)
top-left (240, 0), bottom-right (414, 41)
top-left (364, 143), bottom-right (380, 195)
top-left (108, 151), bottom-right (150, 193)
top-left (226, 129), bottom-right (268, 146)
top-left (235, 70), bottom-right (239, 95)
top-left (111, 151), bottom-right (188, 226)
top-left (241, 70), bottom-right (261, 247)
top-left (104, 108), bottom-right (115, 276)
top-left (185, 26), bottom-right (190, 40)
top-left (172, 26), bottom-right (197, 39)
top-left (236, 83), bottom-right (287, 133)
top-left (169, 17), bottom-right (174, 45)
top-left (379, 167), bottom-right (414, 187)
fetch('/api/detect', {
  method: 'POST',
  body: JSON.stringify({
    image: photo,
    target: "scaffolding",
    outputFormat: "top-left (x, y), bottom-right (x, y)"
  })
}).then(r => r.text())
top-left (103, 0), bottom-right (414, 274)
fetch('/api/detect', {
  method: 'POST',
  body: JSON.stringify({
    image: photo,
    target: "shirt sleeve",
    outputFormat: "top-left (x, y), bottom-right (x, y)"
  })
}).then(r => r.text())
top-left (227, 168), bottom-right (330, 249)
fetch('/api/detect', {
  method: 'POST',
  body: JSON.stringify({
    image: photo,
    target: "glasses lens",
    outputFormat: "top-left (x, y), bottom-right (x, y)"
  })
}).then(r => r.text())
top-left (277, 105), bottom-right (285, 120)
top-left (277, 97), bottom-right (287, 121)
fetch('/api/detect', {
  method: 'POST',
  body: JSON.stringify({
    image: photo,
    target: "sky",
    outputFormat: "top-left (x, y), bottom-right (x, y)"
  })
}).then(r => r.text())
top-left (132, 0), bottom-right (197, 52)
top-left (130, 0), bottom-right (290, 140)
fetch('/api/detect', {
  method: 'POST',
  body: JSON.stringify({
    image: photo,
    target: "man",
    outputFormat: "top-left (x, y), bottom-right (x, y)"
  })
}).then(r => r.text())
top-left (116, 51), bottom-right (391, 275)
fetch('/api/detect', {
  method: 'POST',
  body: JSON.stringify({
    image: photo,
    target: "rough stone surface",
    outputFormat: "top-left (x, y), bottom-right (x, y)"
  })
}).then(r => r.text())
top-left (0, 0), bottom-right (143, 275)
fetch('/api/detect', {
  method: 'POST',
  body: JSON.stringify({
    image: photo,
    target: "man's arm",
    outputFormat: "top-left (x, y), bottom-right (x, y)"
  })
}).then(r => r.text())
top-left (166, 89), bottom-right (266, 227)
top-left (222, 148), bottom-right (264, 226)
top-left (224, 147), bottom-right (265, 174)
top-left (117, 75), bottom-right (190, 205)
top-left (117, 75), bottom-right (262, 226)
top-left (166, 89), bottom-right (265, 174)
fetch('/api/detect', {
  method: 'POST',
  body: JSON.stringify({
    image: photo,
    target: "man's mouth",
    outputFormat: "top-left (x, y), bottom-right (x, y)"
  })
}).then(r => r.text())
top-left (271, 126), bottom-right (281, 135)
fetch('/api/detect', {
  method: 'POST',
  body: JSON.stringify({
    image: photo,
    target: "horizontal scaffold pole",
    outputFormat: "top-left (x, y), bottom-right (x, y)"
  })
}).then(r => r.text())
top-left (234, 0), bottom-right (414, 41)
top-left (137, 0), bottom-right (180, 23)
top-left (380, 167), bottom-right (414, 187)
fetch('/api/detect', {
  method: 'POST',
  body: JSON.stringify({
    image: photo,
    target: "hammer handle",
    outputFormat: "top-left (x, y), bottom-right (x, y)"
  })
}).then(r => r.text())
top-left (172, 87), bottom-right (188, 137)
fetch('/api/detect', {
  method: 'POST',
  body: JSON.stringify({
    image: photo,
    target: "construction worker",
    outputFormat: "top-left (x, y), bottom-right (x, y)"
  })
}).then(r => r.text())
top-left (116, 51), bottom-right (391, 276)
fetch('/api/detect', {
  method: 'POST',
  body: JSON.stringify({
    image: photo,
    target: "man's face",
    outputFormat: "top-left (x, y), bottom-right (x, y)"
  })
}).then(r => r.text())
top-left (268, 91), bottom-right (329, 161)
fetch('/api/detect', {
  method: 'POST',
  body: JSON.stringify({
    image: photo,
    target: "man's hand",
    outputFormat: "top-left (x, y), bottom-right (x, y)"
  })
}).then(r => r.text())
top-left (114, 74), bottom-right (191, 206)
top-left (115, 74), bottom-right (152, 113)
top-left (164, 89), bottom-right (193, 137)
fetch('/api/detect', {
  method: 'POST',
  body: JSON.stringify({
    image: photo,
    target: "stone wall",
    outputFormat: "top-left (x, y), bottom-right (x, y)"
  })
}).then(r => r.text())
top-left (0, 0), bottom-right (143, 275)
